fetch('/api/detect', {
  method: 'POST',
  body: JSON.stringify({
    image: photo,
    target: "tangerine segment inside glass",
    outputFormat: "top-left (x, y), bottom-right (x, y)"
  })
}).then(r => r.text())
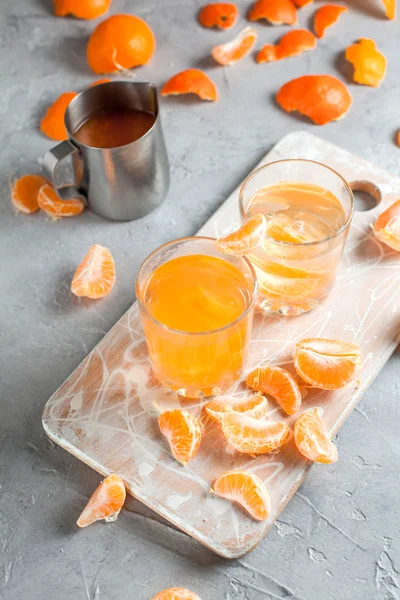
top-left (136, 237), bottom-right (257, 398)
top-left (239, 160), bottom-right (354, 316)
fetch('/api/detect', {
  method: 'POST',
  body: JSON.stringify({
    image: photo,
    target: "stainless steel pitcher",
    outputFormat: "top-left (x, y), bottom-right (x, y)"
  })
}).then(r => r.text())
top-left (43, 81), bottom-right (170, 222)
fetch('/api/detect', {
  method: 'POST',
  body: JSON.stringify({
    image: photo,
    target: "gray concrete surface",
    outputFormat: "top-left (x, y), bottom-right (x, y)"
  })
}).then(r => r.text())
top-left (1, 1), bottom-right (400, 598)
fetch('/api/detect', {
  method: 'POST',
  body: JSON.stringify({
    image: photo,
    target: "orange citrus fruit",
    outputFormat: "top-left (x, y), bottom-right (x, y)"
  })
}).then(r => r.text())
top-left (87, 14), bottom-right (155, 74)
top-left (53, 0), bottom-right (111, 19)
top-left (158, 410), bottom-right (202, 464)
top-left (246, 366), bottom-right (301, 415)
top-left (71, 244), bottom-right (116, 299)
top-left (293, 0), bottom-right (313, 6)
top-left (294, 408), bottom-right (338, 464)
top-left (205, 393), bottom-right (268, 422)
top-left (248, 0), bottom-right (297, 25)
top-left (161, 69), bottom-right (218, 102)
top-left (257, 29), bottom-right (316, 63)
top-left (198, 3), bottom-right (238, 29)
top-left (216, 214), bottom-right (267, 255)
top-left (11, 174), bottom-right (47, 214)
top-left (77, 473), bottom-right (126, 527)
top-left (256, 261), bottom-right (318, 300)
top-left (372, 199), bottom-right (400, 251)
top-left (89, 78), bottom-right (112, 87)
top-left (221, 412), bottom-right (290, 454)
top-left (152, 589), bottom-right (201, 600)
top-left (212, 470), bottom-right (271, 521)
top-left (211, 26), bottom-right (257, 66)
top-left (276, 75), bottom-right (352, 125)
top-left (294, 338), bottom-right (361, 389)
top-left (345, 39), bottom-right (386, 88)
top-left (38, 184), bottom-right (85, 218)
top-left (313, 5), bottom-right (347, 38)
top-left (382, 0), bottom-right (396, 18)
top-left (40, 92), bottom-right (77, 141)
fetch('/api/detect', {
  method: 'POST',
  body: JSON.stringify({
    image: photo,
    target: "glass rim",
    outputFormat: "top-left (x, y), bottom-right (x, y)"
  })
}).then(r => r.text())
top-left (135, 236), bottom-right (258, 337)
top-left (239, 158), bottom-right (355, 248)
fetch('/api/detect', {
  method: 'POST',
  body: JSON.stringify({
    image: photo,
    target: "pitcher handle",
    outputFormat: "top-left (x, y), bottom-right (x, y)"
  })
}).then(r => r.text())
top-left (43, 140), bottom-right (87, 206)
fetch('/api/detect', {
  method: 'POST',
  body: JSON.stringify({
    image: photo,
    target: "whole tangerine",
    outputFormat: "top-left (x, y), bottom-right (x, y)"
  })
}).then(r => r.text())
top-left (87, 14), bottom-right (156, 74)
top-left (53, 0), bottom-right (111, 20)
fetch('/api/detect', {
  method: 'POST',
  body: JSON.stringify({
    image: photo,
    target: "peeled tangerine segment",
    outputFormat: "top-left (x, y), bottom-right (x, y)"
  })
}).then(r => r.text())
top-left (71, 244), bottom-right (116, 299)
top-left (257, 29), bottom-right (316, 63)
top-left (246, 366), bottom-right (302, 415)
top-left (313, 5), bottom-right (348, 38)
top-left (345, 39), bottom-right (387, 88)
top-left (211, 27), bottom-right (257, 66)
top-left (294, 338), bottom-right (361, 389)
top-left (216, 214), bottom-right (267, 255)
top-left (152, 588), bottom-right (202, 600)
top-left (276, 75), bottom-right (352, 125)
top-left (198, 3), bottom-right (239, 29)
top-left (221, 412), bottom-right (290, 455)
top-left (212, 470), bottom-right (271, 521)
top-left (372, 199), bottom-right (400, 251)
top-left (11, 174), bottom-right (47, 214)
top-left (382, 0), bottom-right (396, 19)
top-left (205, 393), bottom-right (268, 422)
top-left (294, 408), bottom-right (338, 464)
top-left (77, 473), bottom-right (126, 527)
top-left (158, 409), bottom-right (202, 464)
top-left (248, 0), bottom-right (297, 25)
top-left (161, 69), bottom-right (218, 101)
top-left (38, 184), bottom-right (85, 218)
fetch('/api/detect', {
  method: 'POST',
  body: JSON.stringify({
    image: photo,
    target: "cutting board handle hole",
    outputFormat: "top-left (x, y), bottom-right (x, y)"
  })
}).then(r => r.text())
top-left (350, 180), bottom-right (381, 212)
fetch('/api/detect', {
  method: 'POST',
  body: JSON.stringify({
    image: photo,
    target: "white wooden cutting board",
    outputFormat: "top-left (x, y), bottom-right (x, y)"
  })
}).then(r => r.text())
top-left (42, 131), bottom-right (400, 558)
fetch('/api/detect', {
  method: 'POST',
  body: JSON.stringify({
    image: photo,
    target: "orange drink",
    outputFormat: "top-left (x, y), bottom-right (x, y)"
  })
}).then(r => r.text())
top-left (240, 160), bottom-right (354, 315)
top-left (136, 237), bottom-right (257, 397)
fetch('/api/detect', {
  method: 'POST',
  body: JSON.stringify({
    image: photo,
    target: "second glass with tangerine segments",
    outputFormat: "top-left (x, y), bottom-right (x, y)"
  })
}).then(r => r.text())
top-left (239, 159), bottom-right (354, 316)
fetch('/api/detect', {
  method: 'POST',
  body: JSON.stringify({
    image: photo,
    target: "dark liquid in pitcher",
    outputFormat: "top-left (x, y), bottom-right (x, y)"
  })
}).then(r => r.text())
top-left (73, 108), bottom-right (156, 149)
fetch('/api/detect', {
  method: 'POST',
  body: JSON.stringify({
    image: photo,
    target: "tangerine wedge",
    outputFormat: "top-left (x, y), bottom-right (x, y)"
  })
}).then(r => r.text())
top-left (77, 473), bottom-right (126, 527)
top-left (257, 29), bottom-right (316, 63)
top-left (205, 393), bottom-right (268, 422)
top-left (71, 244), bottom-right (115, 299)
top-left (158, 410), bottom-right (202, 464)
top-left (40, 92), bottom-right (78, 141)
top-left (216, 214), bottom-right (267, 255)
top-left (276, 75), bottom-right (352, 125)
top-left (152, 589), bottom-right (202, 600)
top-left (313, 5), bottom-right (347, 38)
top-left (212, 470), bottom-right (271, 521)
top-left (211, 26), bottom-right (257, 66)
top-left (248, 0), bottom-right (297, 25)
top-left (87, 14), bottom-right (155, 74)
top-left (372, 199), bottom-right (400, 251)
top-left (199, 3), bottom-right (238, 29)
top-left (294, 338), bottom-right (361, 389)
top-left (294, 408), bottom-right (338, 464)
top-left (221, 412), bottom-right (290, 455)
top-left (382, 0), bottom-right (396, 18)
top-left (345, 39), bottom-right (387, 88)
top-left (246, 366), bottom-right (301, 415)
top-left (38, 184), bottom-right (85, 218)
top-left (11, 174), bottom-right (47, 214)
top-left (161, 69), bottom-right (218, 101)
top-left (54, 0), bottom-right (111, 19)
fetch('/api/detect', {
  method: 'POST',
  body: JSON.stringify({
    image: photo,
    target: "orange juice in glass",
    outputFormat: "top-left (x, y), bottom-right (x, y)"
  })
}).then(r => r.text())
top-left (136, 237), bottom-right (257, 397)
top-left (239, 160), bottom-right (354, 316)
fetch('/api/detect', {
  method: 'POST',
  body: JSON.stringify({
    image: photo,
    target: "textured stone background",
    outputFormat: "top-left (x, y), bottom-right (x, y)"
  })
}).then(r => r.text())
top-left (1, 1), bottom-right (400, 599)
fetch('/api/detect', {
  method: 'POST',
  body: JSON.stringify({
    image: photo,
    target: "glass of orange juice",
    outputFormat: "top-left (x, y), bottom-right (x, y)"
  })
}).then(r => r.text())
top-left (239, 159), bottom-right (354, 316)
top-left (136, 237), bottom-right (258, 397)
